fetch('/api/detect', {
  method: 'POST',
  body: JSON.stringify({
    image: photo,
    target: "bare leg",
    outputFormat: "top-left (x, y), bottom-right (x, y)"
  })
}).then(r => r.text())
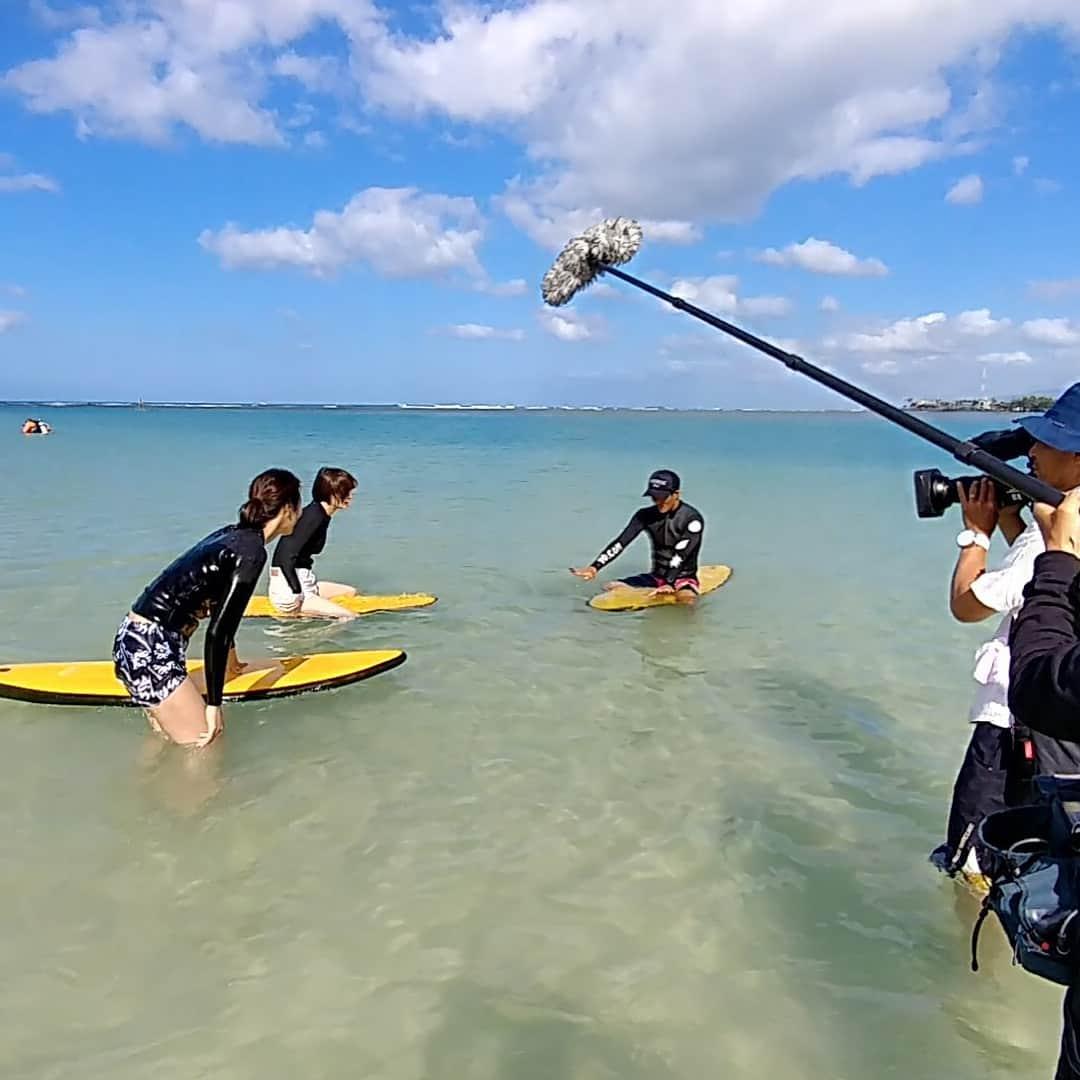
top-left (316, 581), bottom-right (357, 599)
top-left (300, 592), bottom-right (357, 619)
top-left (146, 677), bottom-right (211, 747)
top-left (675, 590), bottom-right (698, 606)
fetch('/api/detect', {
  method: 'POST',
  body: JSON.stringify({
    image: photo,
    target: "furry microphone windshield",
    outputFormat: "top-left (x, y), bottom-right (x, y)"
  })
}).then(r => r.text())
top-left (540, 217), bottom-right (643, 306)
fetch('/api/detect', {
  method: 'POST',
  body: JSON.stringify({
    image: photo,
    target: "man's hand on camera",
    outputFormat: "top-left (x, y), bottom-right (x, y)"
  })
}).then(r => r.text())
top-left (958, 477), bottom-right (998, 538)
top-left (1034, 487), bottom-right (1080, 557)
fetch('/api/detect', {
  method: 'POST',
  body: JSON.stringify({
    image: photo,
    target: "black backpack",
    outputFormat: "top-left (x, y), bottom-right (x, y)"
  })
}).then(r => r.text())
top-left (971, 774), bottom-right (1080, 986)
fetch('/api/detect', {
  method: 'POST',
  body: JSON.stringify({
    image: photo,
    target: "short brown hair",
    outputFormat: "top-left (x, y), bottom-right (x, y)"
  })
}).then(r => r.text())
top-left (313, 466), bottom-right (357, 504)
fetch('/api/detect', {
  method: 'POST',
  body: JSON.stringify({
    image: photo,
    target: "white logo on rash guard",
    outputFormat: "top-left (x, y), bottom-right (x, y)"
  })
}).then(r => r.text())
top-left (675, 539), bottom-right (690, 550)
top-left (688, 520), bottom-right (702, 533)
top-left (595, 542), bottom-right (623, 566)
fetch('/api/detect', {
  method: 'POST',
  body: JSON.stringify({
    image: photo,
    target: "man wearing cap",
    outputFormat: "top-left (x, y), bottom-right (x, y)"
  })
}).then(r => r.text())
top-left (931, 383), bottom-right (1080, 883)
top-left (570, 469), bottom-right (705, 603)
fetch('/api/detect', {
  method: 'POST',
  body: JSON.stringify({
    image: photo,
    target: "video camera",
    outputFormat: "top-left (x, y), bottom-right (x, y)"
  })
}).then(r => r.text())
top-left (913, 426), bottom-right (1036, 519)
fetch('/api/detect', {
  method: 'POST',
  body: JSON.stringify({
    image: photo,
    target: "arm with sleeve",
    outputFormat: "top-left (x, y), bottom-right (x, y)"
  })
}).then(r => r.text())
top-left (970, 522), bottom-right (1045, 615)
top-left (272, 507), bottom-right (323, 594)
top-left (204, 549), bottom-right (264, 706)
top-left (1008, 551), bottom-right (1080, 742)
top-left (590, 511), bottom-right (646, 572)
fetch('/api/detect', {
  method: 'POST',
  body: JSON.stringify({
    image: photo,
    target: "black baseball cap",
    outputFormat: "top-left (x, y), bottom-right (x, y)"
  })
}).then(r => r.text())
top-left (642, 469), bottom-right (680, 498)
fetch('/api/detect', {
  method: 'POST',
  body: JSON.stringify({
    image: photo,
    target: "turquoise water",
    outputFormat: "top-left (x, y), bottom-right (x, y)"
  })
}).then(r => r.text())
top-left (0, 404), bottom-right (1063, 1078)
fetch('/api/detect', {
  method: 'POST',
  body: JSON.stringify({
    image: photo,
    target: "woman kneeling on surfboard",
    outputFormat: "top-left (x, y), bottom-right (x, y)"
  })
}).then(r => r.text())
top-left (267, 466), bottom-right (359, 619)
top-left (112, 468), bottom-right (302, 748)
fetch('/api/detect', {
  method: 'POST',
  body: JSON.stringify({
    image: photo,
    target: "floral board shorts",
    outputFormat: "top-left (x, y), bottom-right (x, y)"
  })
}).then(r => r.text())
top-left (112, 614), bottom-right (189, 708)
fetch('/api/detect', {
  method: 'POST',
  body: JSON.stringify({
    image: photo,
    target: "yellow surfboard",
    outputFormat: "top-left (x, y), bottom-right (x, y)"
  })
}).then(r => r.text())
top-left (0, 650), bottom-right (406, 707)
top-left (588, 564), bottom-right (733, 612)
top-left (244, 593), bottom-right (437, 619)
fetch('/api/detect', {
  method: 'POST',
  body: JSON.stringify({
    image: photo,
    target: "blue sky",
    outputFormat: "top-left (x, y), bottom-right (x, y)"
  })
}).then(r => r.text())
top-left (2, 1), bottom-right (1080, 408)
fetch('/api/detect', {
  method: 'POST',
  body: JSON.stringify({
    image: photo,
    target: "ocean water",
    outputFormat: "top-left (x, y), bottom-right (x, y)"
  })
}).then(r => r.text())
top-left (0, 403), bottom-right (1063, 1079)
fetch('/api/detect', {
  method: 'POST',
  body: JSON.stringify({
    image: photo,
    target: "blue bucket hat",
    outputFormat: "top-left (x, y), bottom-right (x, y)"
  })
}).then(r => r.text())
top-left (1016, 383), bottom-right (1080, 453)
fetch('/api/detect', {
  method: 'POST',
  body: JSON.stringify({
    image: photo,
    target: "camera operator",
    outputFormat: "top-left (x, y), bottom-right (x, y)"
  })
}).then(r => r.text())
top-left (931, 476), bottom-right (1044, 881)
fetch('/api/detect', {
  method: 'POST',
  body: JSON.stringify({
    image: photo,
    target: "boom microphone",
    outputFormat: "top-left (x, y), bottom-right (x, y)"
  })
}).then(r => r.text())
top-left (540, 218), bottom-right (1062, 509)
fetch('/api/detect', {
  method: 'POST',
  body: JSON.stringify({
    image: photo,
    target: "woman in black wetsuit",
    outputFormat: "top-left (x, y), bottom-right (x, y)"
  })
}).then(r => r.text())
top-left (267, 466), bottom-right (359, 619)
top-left (112, 468), bottom-right (301, 748)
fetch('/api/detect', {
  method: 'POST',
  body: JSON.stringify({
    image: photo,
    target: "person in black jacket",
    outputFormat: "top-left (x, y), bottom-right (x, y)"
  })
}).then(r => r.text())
top-left (1007, 385), bottom-right (1080, 776)
top-left (267, 466), bottom-right (359, 619)
top-left (1007, 387), bottom-right (1080, 1080)
top-left (570, 469), bottom-right (705, 604)
top-left (113, 468), bottom-right (301, 748)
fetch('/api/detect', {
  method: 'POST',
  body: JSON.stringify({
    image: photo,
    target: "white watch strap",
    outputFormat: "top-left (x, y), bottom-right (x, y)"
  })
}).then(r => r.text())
top-left (957, 529), bottom-right (991, 551)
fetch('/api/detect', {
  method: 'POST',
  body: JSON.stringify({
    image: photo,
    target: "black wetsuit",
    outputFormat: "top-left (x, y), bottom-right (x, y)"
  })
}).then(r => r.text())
top-left (271, 500), bottom-right (330, 592)
top-left (1007, 550), bottom-right (1080, 1080)
top-left (590, 501), bottom-right (705, 585)
top-left (130, 524), bottom-right (266, 706)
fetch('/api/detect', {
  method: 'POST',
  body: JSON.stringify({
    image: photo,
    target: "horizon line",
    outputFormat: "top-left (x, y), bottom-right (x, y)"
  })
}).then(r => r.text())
top-left (1, 399), bottom-right (1026, 414)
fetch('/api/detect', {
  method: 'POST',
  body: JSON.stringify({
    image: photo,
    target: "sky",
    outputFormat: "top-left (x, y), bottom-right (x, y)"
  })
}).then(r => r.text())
top-left (2, 0), bottom-right (1080, 408)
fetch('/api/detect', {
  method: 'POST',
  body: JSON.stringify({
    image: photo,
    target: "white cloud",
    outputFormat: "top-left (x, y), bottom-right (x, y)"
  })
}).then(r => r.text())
top-left (840, 312), bottom-right (947, 352)
top-left (1029, 278), bottom-right (1080, 300)
top-left (4, 284), bottom-right (27, 298)
top-left (833, 308), bottom-right (1010, 354)
top-left (821, 295), bottom-right (840, 313)
top-left (669, 276), bottom-right (791, 320)
top-left (10, 1), bottom-right (1080, 232)
top-left (979, 350), bottom-right (1033, 364)
top-left (0, 167), bottom-right (60, 194)
top-left (670, 276), bottom-right (739, 314)
top-left (818, 306), bottom-right (1062, 387)
top-left (358, 1), bottom-right (1080, 224)
top-left (587, 282), bottom-right (620, 299)
top-left (862, 359), bottom-right (900, 375)
top-left (1013, 155), bottom-right (1029, 175)
top-left (28, 1), bottom-right (103, 31)
top-left (946, 173), bottom-right (984, 204)
top-left (741, 295), bottom-right (794, 317)
top-left (755, 238), bottom-right (888, 277)
top-left (541, 311), bottom-right (592, 342)
top-left (475, 278), bottom-right (528, 297)
top-left (495, 192), bottom-right (694, 251)
top-left (0, 311), bottom-right (26, 333)
top-left (1021, 318), bottom-right (1080, 347)
top-left (303, 131), bottom-right (327, 149)
top-left (198, 186), bottom-right (486, 280)
top-left (273, 51), bottom-right (347, 95)
top-left (639, 219), bottom-right (702, 245)
top-left (3, 1), bottom-right (377, 146)
top-left (954, 307), bottom-right (1010, 335)
top-left (441, 323), bottom-right (525, 341)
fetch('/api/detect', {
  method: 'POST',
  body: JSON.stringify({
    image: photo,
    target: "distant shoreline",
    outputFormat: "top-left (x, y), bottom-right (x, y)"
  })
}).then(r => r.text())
top-left (1, 399), bottom-right (1035, 415)
top-left (905, 396), bottom-right (1052, 413)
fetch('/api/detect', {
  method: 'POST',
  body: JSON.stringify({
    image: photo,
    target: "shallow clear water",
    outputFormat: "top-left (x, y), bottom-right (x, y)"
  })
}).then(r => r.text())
top-left (0, 404), bottom-right (1063, 1078)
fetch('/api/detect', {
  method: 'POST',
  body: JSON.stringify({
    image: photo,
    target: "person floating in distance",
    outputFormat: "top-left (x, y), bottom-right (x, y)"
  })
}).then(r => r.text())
top-left (112, 468), bottom-right (302, 748)
top-left (570, 469), bottom-right (705, 604)
top-left (268, 466), bottom-right (360, 619)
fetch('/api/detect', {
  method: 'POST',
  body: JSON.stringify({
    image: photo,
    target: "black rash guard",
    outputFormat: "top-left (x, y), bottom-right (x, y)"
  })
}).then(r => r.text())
top-left (131, 524), bottom-right (266, 706)
top-left (590, 501), bottom-right (705, 584)
top-left (271, 500), bottom-right (330, 593)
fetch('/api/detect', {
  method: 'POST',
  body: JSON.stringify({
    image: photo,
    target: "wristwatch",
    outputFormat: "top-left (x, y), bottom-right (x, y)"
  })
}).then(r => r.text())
top-left (956, 528), bottom-right (991, 551)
